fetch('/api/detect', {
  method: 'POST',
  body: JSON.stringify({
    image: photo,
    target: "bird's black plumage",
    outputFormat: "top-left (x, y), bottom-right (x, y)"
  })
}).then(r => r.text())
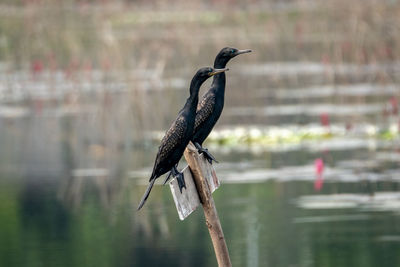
top-left (192, 47), bottom-right (251, 163)
top-left (137, 67), bottom-right (229, 210)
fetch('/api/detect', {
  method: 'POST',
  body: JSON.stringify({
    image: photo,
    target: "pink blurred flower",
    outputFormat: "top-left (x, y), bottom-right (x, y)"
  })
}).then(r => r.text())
top-left (315, 158), bottom-right (324, 175)
top-left (31, 60), bottom-right (44, 74)
top-left (314, 158), bottom-right (324, 191)
top-left (320, 113), bottom-right (330, 127)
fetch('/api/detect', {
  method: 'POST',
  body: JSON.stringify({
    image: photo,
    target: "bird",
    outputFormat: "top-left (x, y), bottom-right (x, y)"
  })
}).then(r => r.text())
top-left (192, 47), bottom-right (252, 163)
top-left (137, 67), bottom-right (229, 210)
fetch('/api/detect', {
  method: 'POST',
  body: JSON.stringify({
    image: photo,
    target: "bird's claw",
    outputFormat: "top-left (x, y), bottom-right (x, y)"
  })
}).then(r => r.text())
top-left (164, 167), bottom-right (186, 193)
top-left (176, 172), bottom-right (186, 193)
top-left (201, 148), bottom-right (219, 164)
top-left (194, 142), bottom-right (218, 164)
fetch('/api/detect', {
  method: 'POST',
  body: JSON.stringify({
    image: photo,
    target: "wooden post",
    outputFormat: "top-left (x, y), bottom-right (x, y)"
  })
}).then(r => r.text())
top-left (184, 142), bottom-right (232, 267)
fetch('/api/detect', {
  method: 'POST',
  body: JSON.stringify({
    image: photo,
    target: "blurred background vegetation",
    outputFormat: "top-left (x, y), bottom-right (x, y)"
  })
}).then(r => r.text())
top-left (0, 0), bottom-right (399, 266)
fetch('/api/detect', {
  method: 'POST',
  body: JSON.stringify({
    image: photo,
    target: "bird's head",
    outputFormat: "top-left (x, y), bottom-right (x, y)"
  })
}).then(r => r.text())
top-left (214, 47), bottom-right (252, 67)
top-left (196, 67), bottom-right (230, 82)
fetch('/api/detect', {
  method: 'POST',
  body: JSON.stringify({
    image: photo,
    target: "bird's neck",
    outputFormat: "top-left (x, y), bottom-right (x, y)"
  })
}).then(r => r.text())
top-left (184, 78), bottom-right (201, 111)
top-left (212, 61), bottom-right (227, 92)
top-left (185, 94), bottom-right (198, 112)
top-left (214, 57), bottom-right (228, 69)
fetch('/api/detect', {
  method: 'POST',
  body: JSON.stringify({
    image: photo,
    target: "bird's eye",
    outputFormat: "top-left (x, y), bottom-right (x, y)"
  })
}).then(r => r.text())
top-left (231, 49), bottom-right (235, 53)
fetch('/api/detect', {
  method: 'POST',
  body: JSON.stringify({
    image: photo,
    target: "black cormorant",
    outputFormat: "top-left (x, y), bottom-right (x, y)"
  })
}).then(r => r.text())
top-left (137, 67), bottom-right (229, 210)
top-left (192, 47), bottom-right (251, 163)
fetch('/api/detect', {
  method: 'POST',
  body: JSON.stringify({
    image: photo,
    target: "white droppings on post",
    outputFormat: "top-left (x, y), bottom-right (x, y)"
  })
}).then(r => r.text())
top-left (169, 166), bottom-right (200, 220)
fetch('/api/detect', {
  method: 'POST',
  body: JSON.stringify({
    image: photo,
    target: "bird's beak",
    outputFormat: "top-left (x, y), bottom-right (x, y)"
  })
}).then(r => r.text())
top-left (236, 49), bottom-right (252, 55)
top-left (209, 67), bottom-right (229, 76)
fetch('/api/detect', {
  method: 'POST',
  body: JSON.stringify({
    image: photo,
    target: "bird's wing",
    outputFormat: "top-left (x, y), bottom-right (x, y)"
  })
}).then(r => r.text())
top-left (194, 92), bottom-right (216, 132)
top-left (151, 116), bottom-right (187, 178)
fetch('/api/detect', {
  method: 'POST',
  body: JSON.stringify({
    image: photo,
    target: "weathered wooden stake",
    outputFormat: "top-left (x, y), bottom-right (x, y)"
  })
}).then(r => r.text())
top-left (184, 142), bottom-right (232, 267)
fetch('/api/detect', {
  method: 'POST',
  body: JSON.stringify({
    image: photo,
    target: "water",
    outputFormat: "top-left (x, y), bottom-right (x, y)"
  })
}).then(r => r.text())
top-left (1, 62), bottom-right (399, 266)
top-left (1, 112), bottom-right (399, 266)
top-left (1, 173), bottom-right (400, 267)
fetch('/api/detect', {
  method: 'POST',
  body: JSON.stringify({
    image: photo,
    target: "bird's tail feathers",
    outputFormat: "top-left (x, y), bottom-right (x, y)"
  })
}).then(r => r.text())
top-left (137, 178), bottom-right (156, 211)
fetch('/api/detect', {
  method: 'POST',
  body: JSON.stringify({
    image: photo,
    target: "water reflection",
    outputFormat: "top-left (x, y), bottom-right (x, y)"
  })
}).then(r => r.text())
top-left (1, 102), bottom-right (399, 266)
top-left (1, 159), bottom-right (400, 267)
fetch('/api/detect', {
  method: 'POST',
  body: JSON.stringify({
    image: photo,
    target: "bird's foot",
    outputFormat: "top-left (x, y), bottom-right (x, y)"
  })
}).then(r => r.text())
top-left (194, 142), bottom-right (218, 164)
top-left (176, 171), bottom-right (186, 193)
top-left (164, 166), bottom-right (186, 193)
